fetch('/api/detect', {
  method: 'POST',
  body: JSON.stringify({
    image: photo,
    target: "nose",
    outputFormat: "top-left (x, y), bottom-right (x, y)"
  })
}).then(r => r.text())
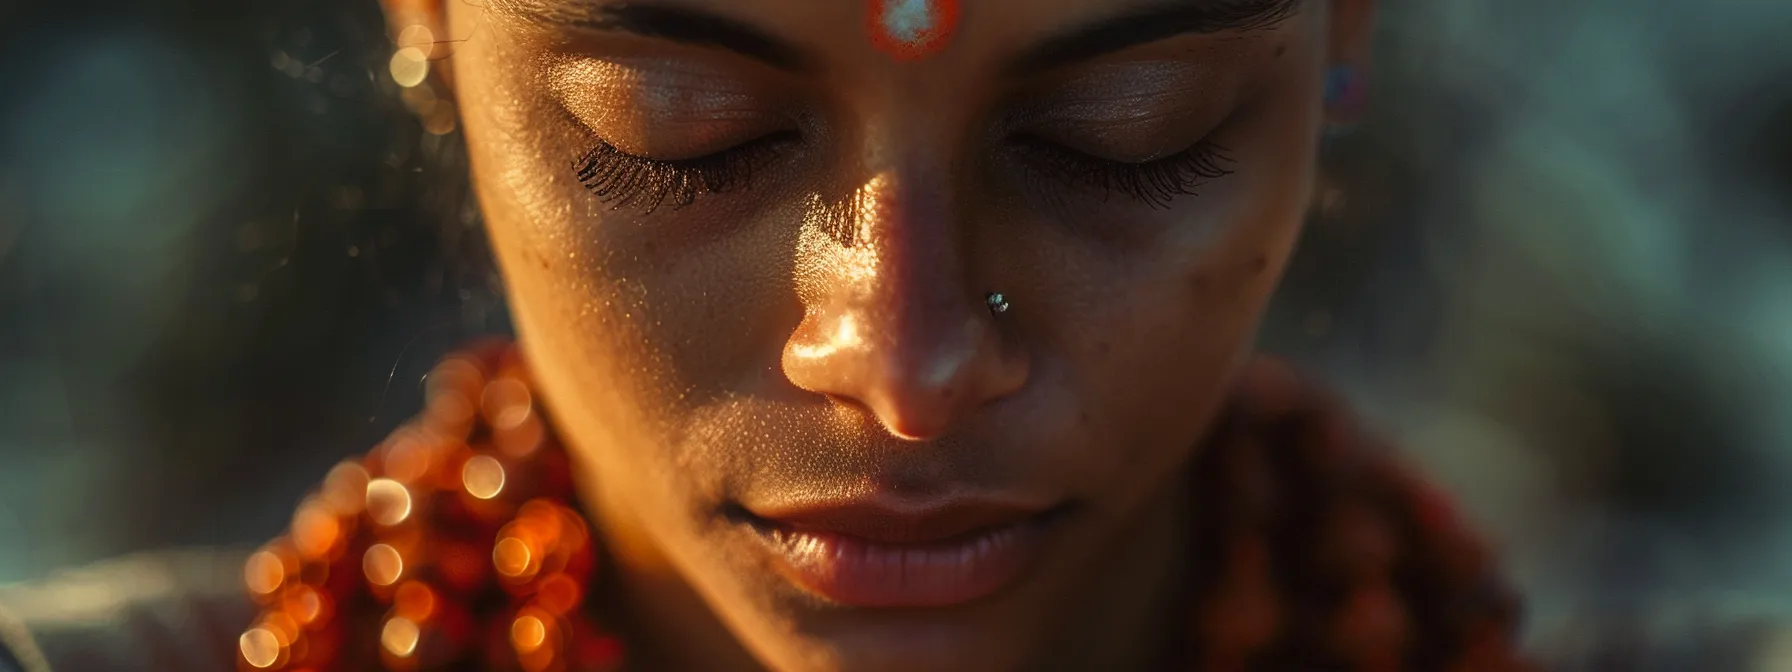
top-left (781, 173), bottom-right (1028, 441)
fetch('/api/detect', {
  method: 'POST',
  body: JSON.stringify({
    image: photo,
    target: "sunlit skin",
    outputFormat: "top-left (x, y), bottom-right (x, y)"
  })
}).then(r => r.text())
top-left (378, 0), bottom-right (1374, 668)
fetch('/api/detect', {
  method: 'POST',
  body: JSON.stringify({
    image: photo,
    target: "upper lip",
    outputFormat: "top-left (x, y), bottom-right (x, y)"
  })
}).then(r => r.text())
top-left (743, 496), bottom-right (1060, 545)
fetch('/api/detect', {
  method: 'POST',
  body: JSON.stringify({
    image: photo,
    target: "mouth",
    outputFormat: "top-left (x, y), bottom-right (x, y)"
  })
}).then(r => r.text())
top-left (728, 496), bottom-right (1072, 608)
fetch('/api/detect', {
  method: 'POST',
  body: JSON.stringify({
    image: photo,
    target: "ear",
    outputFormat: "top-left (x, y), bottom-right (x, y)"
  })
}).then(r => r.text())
top-left (378, 0), bottom-right (456, 92)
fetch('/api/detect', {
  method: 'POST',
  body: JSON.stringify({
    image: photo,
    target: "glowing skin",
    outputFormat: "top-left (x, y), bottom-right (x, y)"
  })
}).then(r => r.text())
top-left (382, 0), bottom-right (1375, 669)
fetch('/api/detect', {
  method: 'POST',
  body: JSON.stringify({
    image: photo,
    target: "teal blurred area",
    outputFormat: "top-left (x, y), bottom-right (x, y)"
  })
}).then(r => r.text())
top-left (0, 0), bottom-right (1788, 667)
top-left (0, 0), bottom-right (495, 583)
top-left (1254, 0), bottom-right (1792, 663)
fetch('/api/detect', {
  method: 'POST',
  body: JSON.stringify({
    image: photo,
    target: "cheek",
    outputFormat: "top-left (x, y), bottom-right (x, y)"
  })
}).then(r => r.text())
top-left (1069, 239), bottom-right (1286, 482)
top-left (451, 28), bottom-right (829, 536)
top-left (453, 24), bottom-right (735, 389)
top-left (1040, 67), bottom-right (1323, 484)
top-left (447, 22), bottom-right (694, 510)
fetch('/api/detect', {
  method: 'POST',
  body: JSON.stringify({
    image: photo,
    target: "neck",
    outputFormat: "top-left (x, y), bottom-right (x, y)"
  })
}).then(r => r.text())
top-left (580, 473), bottom-right (1195, 671)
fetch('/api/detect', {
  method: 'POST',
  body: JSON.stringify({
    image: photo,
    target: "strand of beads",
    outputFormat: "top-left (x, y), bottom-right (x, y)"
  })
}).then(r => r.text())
top-left (1176, 359), bottom-right (1530, 672)
top-left (238, 342), bottom-right (625, 671)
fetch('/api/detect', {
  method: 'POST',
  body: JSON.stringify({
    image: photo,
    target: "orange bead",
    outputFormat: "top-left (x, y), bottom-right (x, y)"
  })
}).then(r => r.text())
top-left (481, 377), bottom-right (534, 430)
top-left (516, 499), bottom-right (565, 536)
top-left (461, 453), bottom-right (507, 500)
top-left (535, 573), bottom-right (583, 615)
top-left (379, 615), bottom-right (424, 671)
top-left (319, 461), bottom-right (370, 516)
top-left (496, 414), bottom-right (546, 459)
top-left (290, 499), bottom-right (345, 561)
top-left (365, 478), bottom-right (414, 527)
top-left (238, 624), bottom-right (286, 670)
top-left (245, 541), bottom-right (299, 605)
top-left (493, 532), bottom-right (543, 584)
top-left (510, 612), bottom-right (549, 655)
top-left (424, 358), bottom-right (485, 435)
top-left (555, 506), bottom-right (590, 553)
top-left (363, 543), bottom-right (406, 587)
top-left (279, 584), bottom-right (332, 629)
top-left (393, 581), bottom-right (438, 622)
top-left (455, 465), bottom-right (520, 526)
top-left (510, 607), bottom-right (566, 672)
top-left (245, 344), bottom-right (629, 672)
top-left (382, 427), bottom-right (441, 485)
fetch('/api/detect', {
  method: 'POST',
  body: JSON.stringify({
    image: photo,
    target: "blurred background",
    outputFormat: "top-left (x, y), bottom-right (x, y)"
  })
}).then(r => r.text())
top-left (0, 0), bottom-right (1788, 667)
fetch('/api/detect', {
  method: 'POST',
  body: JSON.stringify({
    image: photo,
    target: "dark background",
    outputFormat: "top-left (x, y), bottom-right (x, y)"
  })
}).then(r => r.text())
top-left (1, 0), bottom-right (1790, 665)
top-left (0, 0), bottom-right (497, 571)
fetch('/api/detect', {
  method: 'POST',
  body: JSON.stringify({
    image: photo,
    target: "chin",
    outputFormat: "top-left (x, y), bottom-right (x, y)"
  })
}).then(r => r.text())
top-left (761, 608), bottom-right (1038, 672)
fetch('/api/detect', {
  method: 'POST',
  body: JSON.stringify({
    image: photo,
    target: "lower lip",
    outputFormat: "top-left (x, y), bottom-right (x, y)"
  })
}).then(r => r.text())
top-left (749, 516), bottom-right (1054, 608)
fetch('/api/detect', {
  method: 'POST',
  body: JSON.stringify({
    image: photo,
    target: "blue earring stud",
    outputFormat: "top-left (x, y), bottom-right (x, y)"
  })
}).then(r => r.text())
top-left (1325, 65), bottom-right (1368, 108)
top-left (1323, 64), bottom-right (1367, 139)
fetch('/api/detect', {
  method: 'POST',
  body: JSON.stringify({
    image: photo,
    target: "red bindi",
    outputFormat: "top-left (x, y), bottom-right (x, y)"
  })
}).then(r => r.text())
top-left (866, 0), bottom-right (960, 61)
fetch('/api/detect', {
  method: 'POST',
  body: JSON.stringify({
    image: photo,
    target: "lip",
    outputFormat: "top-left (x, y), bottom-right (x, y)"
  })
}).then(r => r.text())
top-left (736, 497), bottom-right (1066, 608)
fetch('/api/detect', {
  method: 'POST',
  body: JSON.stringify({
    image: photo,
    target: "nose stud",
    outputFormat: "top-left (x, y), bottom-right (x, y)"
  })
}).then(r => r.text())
top-left (985, 292), bottom-right (1010, 315)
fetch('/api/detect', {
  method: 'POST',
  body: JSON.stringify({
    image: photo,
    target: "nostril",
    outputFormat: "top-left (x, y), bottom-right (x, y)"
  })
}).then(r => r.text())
top-left (878, 410), bottom-right (950, 442)
top-left (821, 392), bottom-right (861, 410)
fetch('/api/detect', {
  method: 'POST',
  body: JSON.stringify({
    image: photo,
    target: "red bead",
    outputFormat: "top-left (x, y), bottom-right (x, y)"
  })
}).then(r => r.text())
top-left (572, 619), bottom-right (626, 672)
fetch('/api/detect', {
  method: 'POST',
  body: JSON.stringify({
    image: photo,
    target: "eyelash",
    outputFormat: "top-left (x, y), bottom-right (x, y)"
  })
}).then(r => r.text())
top-left (1010, 137), bottom-right (1236, 210)
top-left (572, 134), bottom-right (1234, 213)
top-left (572, 134), bottom-right (793, 214)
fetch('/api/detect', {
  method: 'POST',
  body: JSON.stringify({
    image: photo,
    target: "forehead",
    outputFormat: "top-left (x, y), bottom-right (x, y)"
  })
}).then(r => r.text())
top-left (487, 0), bottom-right (1311, 79)
top-left (739, 0), bottom-right (1138, 59)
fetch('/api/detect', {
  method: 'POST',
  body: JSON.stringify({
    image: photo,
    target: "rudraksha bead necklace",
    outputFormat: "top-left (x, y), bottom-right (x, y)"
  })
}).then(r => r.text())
top-left (237, 342), bottom-right (1533, 671)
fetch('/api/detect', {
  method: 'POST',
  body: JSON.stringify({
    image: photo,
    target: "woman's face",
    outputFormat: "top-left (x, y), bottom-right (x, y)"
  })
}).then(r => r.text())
top-left (402, 0), bottom-right (1367, 668)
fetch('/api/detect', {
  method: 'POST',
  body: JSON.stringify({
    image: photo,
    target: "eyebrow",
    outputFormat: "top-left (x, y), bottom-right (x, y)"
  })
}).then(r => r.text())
top-left (493, 1), bottom-right (813, 72)
top-left (1003, 0), bottom-right (1302, 76)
